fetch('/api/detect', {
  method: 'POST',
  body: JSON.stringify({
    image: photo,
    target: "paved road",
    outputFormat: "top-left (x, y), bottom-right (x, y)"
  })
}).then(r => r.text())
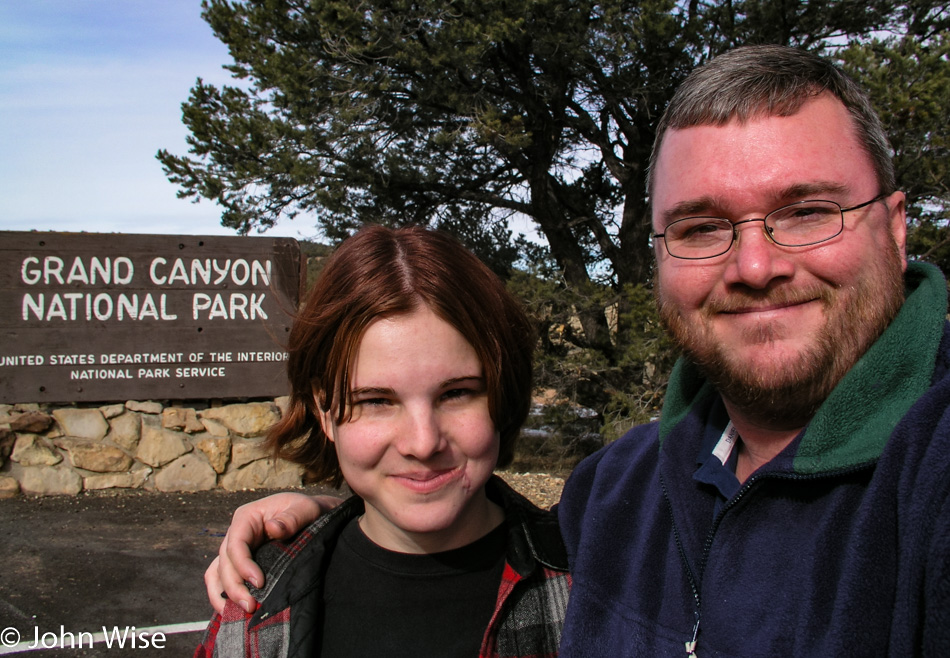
top-left (0, 485), bottom-right (338, 657)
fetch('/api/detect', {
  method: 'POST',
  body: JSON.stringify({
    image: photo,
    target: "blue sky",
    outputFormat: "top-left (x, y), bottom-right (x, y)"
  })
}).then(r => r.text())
top-left (0, 1), bottom-right (309, 239)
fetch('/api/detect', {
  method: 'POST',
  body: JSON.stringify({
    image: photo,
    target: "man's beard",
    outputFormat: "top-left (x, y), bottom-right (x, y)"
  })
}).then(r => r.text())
top-left (657, 242), bottom-right (906, 429)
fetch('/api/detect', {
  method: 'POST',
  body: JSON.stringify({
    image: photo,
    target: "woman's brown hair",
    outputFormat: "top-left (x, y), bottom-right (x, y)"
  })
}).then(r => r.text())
top-left (268, 225), bottom-right (535, 487)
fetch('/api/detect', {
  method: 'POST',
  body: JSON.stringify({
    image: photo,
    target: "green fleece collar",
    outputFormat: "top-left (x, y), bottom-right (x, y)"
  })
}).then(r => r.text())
top-left (659, 262), bottom-right (948, 474)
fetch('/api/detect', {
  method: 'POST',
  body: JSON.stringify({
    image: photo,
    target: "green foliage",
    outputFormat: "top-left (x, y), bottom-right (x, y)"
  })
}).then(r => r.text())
top-left (160, 1), bottom-right (950, 457)
top-left (508, 269), bottom-right (676, 457)
top-left (840, 31), bottom-right (950, 277)
top-left (298, 239), bottom-right (333, 290)
top-left (161, 1), bottom-right (944, 289)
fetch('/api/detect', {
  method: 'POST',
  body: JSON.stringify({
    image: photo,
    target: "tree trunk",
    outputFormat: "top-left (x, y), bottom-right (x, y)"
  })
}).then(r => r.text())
top-left (529, 173), bottom-right (615, 360)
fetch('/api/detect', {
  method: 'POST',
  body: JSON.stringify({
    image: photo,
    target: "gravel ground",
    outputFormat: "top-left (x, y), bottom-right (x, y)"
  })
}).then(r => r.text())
top-left (498, 471), bottom-right (566, 509)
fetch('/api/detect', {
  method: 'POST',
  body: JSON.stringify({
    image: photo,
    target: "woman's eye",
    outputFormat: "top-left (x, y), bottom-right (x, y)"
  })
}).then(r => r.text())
top-left (355, 397), bottom-right (391, 407)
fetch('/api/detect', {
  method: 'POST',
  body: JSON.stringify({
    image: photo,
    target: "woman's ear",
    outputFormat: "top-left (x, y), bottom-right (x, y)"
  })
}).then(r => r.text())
top-left (314, 389), bottom-right (335, 443)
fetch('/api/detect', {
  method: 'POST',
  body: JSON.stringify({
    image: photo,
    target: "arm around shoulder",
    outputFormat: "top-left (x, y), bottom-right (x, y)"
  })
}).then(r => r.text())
top-left (206, 492), bottom-right (342, 614)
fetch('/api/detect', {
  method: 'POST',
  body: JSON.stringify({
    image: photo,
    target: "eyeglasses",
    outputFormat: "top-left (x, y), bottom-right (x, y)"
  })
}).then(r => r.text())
top-left (653, 194), bottom-right (886, 260)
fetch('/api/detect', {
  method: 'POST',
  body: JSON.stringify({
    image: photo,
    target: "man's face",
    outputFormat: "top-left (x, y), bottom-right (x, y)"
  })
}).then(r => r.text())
top-left (652, 94), bottom-right (907, 425)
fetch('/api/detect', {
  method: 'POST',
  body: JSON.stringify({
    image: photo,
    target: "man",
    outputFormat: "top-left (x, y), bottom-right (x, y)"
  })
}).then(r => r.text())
top-left (556, 44), bottom-right (950, 656)
top-left (209, 45), bottom-right (950, 655)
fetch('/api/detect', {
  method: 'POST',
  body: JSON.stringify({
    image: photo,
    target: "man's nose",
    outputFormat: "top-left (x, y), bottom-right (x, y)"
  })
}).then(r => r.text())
top-left (723, 219), bottom-right (793, 289)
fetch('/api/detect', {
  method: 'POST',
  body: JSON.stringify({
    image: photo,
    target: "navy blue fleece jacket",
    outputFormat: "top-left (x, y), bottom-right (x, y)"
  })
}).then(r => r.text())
top-left (558, 262), bottom-right (950, 657)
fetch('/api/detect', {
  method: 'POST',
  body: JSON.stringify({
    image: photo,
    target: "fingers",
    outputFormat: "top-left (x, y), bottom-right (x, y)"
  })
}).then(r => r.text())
top-left (204, 540), bottom-right (260, 615)
top-left (204, 557), bottom-right (227, 615)
top-left (203, 492), bottom-right (344, 615)
top-left (262, 516), bottom-right (294, 541)
top-left (259, 494), bottom-right (341, 541)
top-left (216, 504), bottom-right (267, 613)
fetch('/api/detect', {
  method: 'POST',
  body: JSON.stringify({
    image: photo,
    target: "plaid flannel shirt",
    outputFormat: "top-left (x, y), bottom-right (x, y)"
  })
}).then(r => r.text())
top-left (195, 475), bottom-right (571, 658)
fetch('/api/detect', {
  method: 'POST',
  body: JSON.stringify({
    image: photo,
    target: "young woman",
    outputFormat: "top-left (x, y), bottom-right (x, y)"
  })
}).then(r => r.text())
top-left (195, 225), bottom-right (569, 658)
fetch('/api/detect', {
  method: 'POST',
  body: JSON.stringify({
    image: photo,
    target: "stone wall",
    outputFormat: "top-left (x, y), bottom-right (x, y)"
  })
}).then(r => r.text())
top-left (0, 399), bottom-right (304, 498)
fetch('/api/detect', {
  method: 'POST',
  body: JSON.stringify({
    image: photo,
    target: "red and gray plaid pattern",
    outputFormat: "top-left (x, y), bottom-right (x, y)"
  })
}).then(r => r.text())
top-left (195, 476), bottom-right (571, 658)
top-left (480, 563), bottom-right (571, 658)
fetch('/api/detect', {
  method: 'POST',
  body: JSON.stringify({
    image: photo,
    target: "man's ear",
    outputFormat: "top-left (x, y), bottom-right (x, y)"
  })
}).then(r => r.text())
top-left (886, 190), bottom-right (908, 272)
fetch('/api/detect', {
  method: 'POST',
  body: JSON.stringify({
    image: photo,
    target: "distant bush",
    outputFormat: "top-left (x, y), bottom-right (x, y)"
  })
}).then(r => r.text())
top-left (508, 270), bottom-right (678, 472)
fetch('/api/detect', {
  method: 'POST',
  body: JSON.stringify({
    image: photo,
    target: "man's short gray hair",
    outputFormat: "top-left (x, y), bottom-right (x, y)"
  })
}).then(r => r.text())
top-left (646, 44), bottom-right (895, 197)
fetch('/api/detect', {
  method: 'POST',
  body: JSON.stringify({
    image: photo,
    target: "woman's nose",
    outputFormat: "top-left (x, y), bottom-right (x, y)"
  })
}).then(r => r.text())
top-left (396, 407), bottom-right (446, 459)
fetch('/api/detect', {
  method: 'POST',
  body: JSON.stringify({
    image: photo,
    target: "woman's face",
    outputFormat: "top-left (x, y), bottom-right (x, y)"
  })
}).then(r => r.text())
top-left (319, 306), bottom-right (502, 553)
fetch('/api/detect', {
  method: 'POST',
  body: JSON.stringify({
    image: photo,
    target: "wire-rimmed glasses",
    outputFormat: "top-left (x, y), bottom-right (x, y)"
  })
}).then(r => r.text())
top-left (653, 194), bottom-right (886, 260)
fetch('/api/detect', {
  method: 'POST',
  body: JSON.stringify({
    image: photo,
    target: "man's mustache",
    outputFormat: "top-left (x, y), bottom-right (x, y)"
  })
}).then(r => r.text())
top-left (704, 284), bottom-right (835, 315)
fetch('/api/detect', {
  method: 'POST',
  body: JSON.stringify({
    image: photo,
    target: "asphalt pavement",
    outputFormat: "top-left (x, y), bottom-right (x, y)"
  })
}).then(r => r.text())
top-left (0, 484), bottom-right (338, 657)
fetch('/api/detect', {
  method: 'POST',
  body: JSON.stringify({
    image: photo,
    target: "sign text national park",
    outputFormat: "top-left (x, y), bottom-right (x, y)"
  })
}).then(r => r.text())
top-left (0, 232), bottom-right (303, 403)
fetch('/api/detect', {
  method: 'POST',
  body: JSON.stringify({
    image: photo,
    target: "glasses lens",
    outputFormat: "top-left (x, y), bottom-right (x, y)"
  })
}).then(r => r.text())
top-left (664, 218), bottom-right (734, 258)
top-left (766, 201), bottom-right (842, 246)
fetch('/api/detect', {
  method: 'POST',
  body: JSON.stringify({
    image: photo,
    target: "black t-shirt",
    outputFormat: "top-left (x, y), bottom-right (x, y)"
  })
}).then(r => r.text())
top-left (319, 517), bottom-right (507, 657)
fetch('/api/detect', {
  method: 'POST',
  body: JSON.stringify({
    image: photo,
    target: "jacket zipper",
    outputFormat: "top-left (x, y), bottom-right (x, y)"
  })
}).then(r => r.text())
top-left (660, 464), bottom-right (873, 655)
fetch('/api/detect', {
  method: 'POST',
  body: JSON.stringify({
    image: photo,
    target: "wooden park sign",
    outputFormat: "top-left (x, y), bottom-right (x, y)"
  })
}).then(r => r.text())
top-left (0, 231), bottom-right (304, 403)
